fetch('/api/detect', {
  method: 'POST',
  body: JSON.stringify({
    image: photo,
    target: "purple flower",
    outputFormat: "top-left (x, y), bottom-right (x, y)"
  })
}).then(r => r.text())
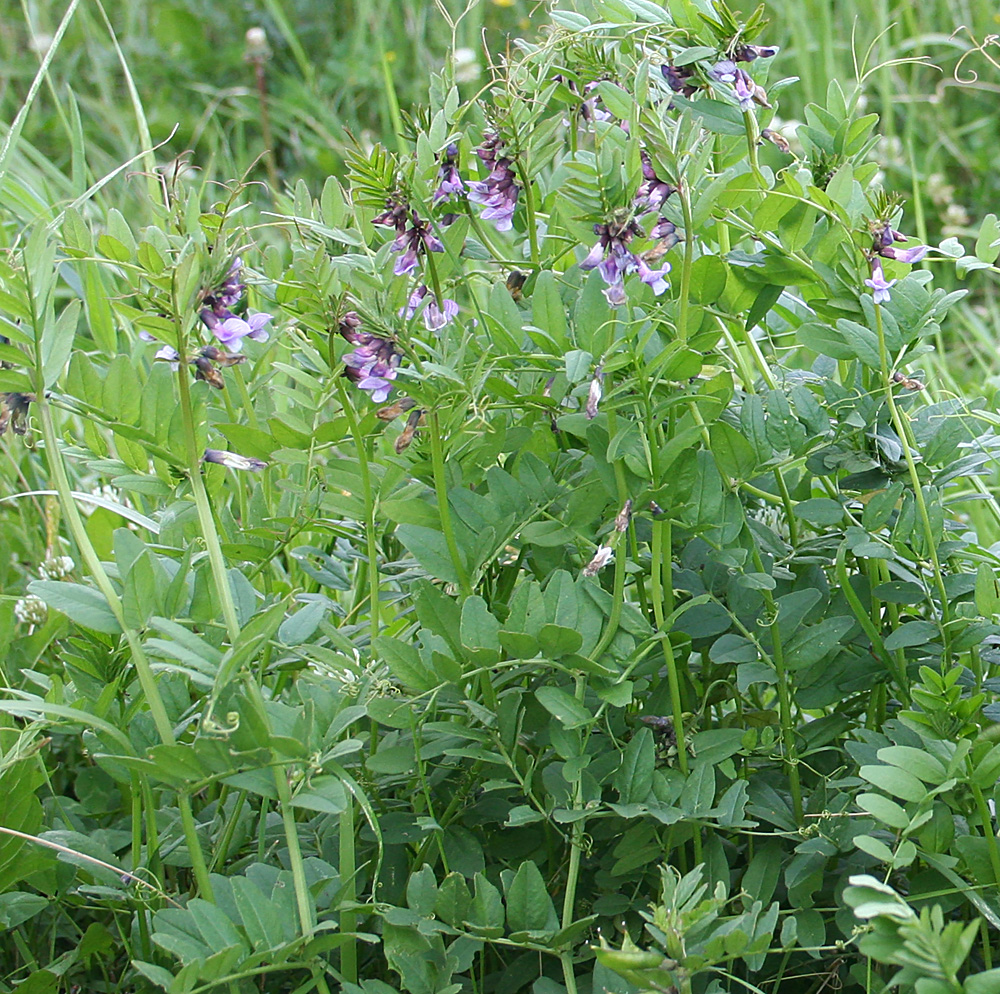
top-left (733, 71), bottom-right (755, 111)
top-left (400, 285), bottom-right (459, 330)
top-left (197, 256), bottom-right (274, 348)
top-left (210, 311), bottom-right (272, 348)
top-left (372, 198), bottom-right (444, 275)
top-left (372, 199), bottom-right (410, 231)
top-left (865, 258), bottom-right (897, 305)
top-left (661, 64), bottom-right (698, 97)
top-left (391, 222), bottom-right (445, 276)
top-left (433, 144), bottom-right (465, 203)
top-left (708, 59), bottom-right (738, 83)
top-left (709, 62), bottom-right (770, 110)
top-left (339, 312), bottom-right (402, 403)
top-left (468, 133), bottom-right (520, 232)
top-left (635, 152), bottom-right (676, 213)
top-left (579, 217), bottom-right (671, 305)
top-left (873, 221), bottom-right (929, 264)
top-left (558, 77), bottom-right (614, 126)
top-left (203, 448), bottom-right (267, 472)
top-left (217, 257), bottom-right (245, 309)
top-left (637, 257), bottom-right (671, 296)
top-left (155, 345), bottom-right (180, 369)
top-left (733, 44), bottom-right (780, 61)
top-left (650, 217), bottom-right (679, 246)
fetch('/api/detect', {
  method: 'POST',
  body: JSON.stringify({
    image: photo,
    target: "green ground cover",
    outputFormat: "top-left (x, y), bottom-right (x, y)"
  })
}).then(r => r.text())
top-left (5, 2), bottom-right (1000, 993)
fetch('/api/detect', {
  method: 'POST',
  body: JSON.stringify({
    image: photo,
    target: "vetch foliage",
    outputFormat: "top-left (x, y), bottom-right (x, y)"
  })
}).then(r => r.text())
top-left (5, 2), bottom-right (1000, 993)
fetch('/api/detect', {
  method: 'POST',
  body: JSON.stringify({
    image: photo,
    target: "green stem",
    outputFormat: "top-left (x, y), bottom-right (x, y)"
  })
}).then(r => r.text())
top-left (274, 767), bottom-right (315, 939)
top-left (558, 674), bottom-right (587, 994)
top-left (337, 382), bottom-right (380, 647)
top-left (751, 544), bottom-right (803, 825)
top-left (651, 518), bottom-right (689, 778)
top-left (516, 161), bottom-right (541, 267)
top-left (174, 340), bottom-right (242, 642)
top-left (874, 303), bottom-right (951, 661)
top-left (177, 792), bottom-right (215, 902)
top-left (972, 774), bottom-right (1000, 878)
top-left (339, 798), bottom-right (359, 982)
top-left (677, 181), bottom-right (695, 344)
top-left (25, 257), bottom-right (221, 901)
top-left (743, 109), bottom-right (766, 188)
top-left (428, 411), bottom-right (471, 596)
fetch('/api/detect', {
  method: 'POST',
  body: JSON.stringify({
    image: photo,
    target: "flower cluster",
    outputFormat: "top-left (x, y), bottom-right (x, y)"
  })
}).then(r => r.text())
top-left (39, 555), bottom-right (74, 580)
top-left (14, 594), bottom-right (47, 626)
top-left (400, 285), bottom-right (459, 331)
top-left (433, 143), bottom-right (465, 203)
top-left (873, 221), bottom-right (928, 264)
top-left (373, 200), bottom-right (445, 276)
top-left (864, 220), bottom-right (929, 305)
top-left (662, 42), bottom-right (778, 108)
top-left (468, 133), bottom-right (520, 232)
top-left (580, 217), bottom-right (671, 306)
top-left (198, 257), bottom-right (272, 349)
top-left (707, 59), bottom-right (771, 111)
top-left (660, 64), bottom-right (698, 97)
top-left (155, 344), bottom-right (246, 389)
top-left (635, 151), bottom-right (676, 213)
top-left (339, 311), bottom-right (402, 403)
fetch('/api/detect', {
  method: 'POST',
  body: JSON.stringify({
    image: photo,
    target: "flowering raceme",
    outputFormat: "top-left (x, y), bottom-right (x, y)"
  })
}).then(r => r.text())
top-left (198, 257), bottom-right (272, 348)
top-left (433, 143), bottom-right (465, 203)
top-left (468, 133), bottom-right (520, 232)
top-left (635, 151), bottom-right (676, 213)
top-left (373, 200), bottom-right (445, 276)
top-left (580, 217), bottom-right (670, 306)
top-left (863, 219), bottom-right (929, 304)
top-left (400, 285), bottom-right (459, 331)
top-left (339, 311), bottom-right (402, 403)
top-left (873, 221), bottom-right (928, 264)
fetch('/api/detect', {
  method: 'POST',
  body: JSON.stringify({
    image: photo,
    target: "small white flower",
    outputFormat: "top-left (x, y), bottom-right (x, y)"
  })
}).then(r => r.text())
top-left (39, 555), bottom-right (74, 581)
top-left (15, 595), bottom-right (47, 626)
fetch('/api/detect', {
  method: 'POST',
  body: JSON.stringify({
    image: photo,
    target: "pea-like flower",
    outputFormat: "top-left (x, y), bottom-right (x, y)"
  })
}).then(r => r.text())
top-left (865, 258), bottom-right (896, 305)
top-left (197, 256), bottom-right (273, 348)
top-left (708, 60), bottom-right (770, 111)
top-left (392, 211), bottom-right (444, 276)
top-left (580, 217), bottom-right (671, 306)
top-left (635, 152), bottom-right (676, 213)
top-left (400, 285), bottom-right (459, 330)
top-left (339, 311), bottom-right (402, 403)
top-left (199, 309), bottom-right (272, 348)
top-left (660, 64), bottom-right (698, 97)
top-left (203, 448), bottom-right (267, 472)
top-left (468, 133), bottom-right (520, 232)
top-left (873, 221), bottom-right (928, 264)
top-left (433, 143), bottom-right (466, 203)
top-left (733, 43), bottom-right (780, 61)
